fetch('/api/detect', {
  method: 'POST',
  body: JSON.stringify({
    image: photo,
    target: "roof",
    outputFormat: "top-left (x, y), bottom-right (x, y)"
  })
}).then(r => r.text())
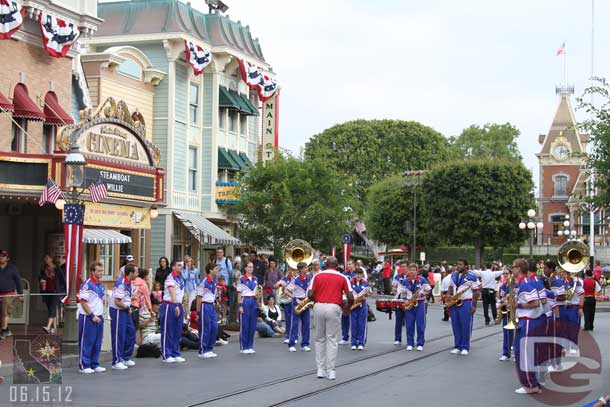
top-left (173, 211), bottom-right (240, 245)
top-left (540, 95), bottom-right (584, 154)
top-left (96, 0), bottom-right (266, 62)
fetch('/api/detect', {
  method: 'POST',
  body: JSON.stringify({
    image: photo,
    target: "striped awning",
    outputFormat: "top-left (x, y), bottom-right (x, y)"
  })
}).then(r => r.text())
top-left (83, 229), bottom-right (132, 244)
top-left (173, 211), bottom-right (240, 246)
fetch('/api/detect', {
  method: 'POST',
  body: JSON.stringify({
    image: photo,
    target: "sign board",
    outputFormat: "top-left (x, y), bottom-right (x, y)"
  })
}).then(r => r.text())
top-left (84, 202), bottom-right (151, 229)
top-left (77, 122), bottom-right (151, 166)
top-left (85, 165), bottom-right (156, 201)
top-left (0, 159), bottom-right (49, 189)
top-left (47, 233), bottom-right (65, 257)
top-left (261, 91), bottom-right (279, 162)
top-left (215, 182), bottom-right (240, 204)
top-left (420, 252), bottom-right (426, 262)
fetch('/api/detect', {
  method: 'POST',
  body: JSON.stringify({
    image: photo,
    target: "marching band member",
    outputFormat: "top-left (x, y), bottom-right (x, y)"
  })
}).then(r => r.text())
top-left (350, 268), bottom-right (370, 350)
top-left (562, 268), bottom-right (584, 354)
top-left (109, 264), bottom-right (137, 370)
top-left (392, 260), bottom-right (407, 345)
top-left (512, 258), bottom-right (544, 394)
top-left (77, 261), bottom-right (106, 374)
top-left (274, 267), bottom-right (295, 344)
top-left (497, 269), bottom-right (514, 362)
top-left (237, 262), bottom-right (259, 354)
top-left (160, 260), bottom-right (186, 363)
top-left (403, 263), bottom-right (431, 351)
top-left (339, 260), bottom-right (355, 345)
top-left (287, 262), bottom-right (312, 352)
top-left (448, 259), bottom-right (480, 356)
top-left (544, 261), bottom-right (565, 365)
top-left (196, 263), bottom-right (219, 359)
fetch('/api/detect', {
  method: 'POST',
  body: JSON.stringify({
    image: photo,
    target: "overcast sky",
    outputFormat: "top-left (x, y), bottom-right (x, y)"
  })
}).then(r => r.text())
top-left (189, 0), bottom-right (607, 189)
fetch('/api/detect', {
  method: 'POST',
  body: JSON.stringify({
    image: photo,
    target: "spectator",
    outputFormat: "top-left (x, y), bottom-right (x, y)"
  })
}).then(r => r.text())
top-left (180, 323), bottom-right (200, 350)
top-left (427, 267), bottom-right (436, 303)
top-left (263, 259), bottom-right (283, 296)
top-left (0, 250), bottom-right (23, 339)
top-left (182, 256), bottom-right (200, 308)
top-left (133, 267), bottom-right (152, 313)
top-left (52, 255), bottom-right (66, 327)
top-left (256, 307), bottom-right (276, 338)
top-left (119, 255), bottom-right (135, 277)
top-left (215, 247), bottom-right (232, 285)
top-left (154, 257), bottom-right (170, 289)
top-left (40, 254), bottom-right (59, 334)
top-left (250, 251), bottom-right (267, 283)
top-left (593, 260), bottom-right (602, 282)
top-left (382, 260), bottom-right (392, 295)
top-left (137, 298), bottom-right (161, 346)
top-left (189, 299), bottom-right (198, 331)
top-left (261, 295), bottom-right (285, 334)
top-left (151, 281), bottom-right (163, 303)
top-left (216, 275), bottom-right (229, 324)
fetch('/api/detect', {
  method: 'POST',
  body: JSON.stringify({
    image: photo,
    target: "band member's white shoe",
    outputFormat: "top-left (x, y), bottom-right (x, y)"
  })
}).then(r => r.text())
top-left (289, 347), bottom-right (297, 352)
top-left (327, 370), bottom-right (336, 380)
top-left (317, 368), bottom-right (327, 379)
top-left (339, 340), bottom-right (349, 345)
top-left (460, 350), bottom-right (469, 356)
top-left (499, 355), bottom-right (509, 361)
top-left (174, 356), bottom-right (186, 363)
top-left (80, 368), bottom-right (95, 374)
top-left (94, 367), bottom-right (106, 373)
top-left (406, 345), bottom-right (413, 351)
top-left (123, 360), bottom-right (135, 367)
top-left (416, 346), bottom-right (423, 351)
top-left (393, 341), bottom-right (400, 345)
top-left (357, 345), bottom-right (364, 350)
top-left (351, 345), bottom-right (357, 350)
top-left (163, 357), bottom-right (176, 363)
top-left (515, 386), bottom-right (541, 394)
top-left (302, 346), bottom-right (311, 352)
top-left (450, 349), bottom-right (460, 355)
top-left (112, 363), bottom-right (128, 370)
top-left (283, 339), bottom-right (290, 344)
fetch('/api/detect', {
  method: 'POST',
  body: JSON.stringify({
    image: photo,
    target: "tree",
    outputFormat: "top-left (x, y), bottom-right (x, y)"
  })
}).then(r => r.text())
top-left (579, 77), bottom-right (610, 207)
top-left (235, 156), bottom-right (354, 255)
top-left (449, 123), bottom-right (522, 161)
top-left (303, 120), bottom-right (449, 208)
top-left (421, 160), bottom-right (535, 266)
top-left (365, 174), bottom-right (435, 248)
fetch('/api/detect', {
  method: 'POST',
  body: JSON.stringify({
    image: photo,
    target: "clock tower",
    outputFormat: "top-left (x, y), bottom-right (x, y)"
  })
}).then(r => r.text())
top-left (537, 88), bottom-right (589, 245)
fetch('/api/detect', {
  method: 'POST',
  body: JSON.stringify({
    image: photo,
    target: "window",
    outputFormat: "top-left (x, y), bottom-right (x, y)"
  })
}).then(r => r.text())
top-left (219, 108), bottom-right (226, 129)
top-left (11, 119), bottom-right (26, 153)
top-left (228, 111), bottom-right (237, 132)
top-left (99, 244), bottom-right (115, 280)
top-left (173, 245), bottom-right (183, 262)
top-left (550, 214), bottom-right (567, 236)
top-left (173, 219), bottom-right (182, 241)
top-left (554, 175), bottom-right (568, 196)
top-left (189, 146), bottom-right (198, 192)
top-left (240, 115), bottom-right (247, 135)
top-left (189, 83), bottom-right (199, 124)
top-left (43, 125), bottom-right (56, 154)
top-left (119, 230), bottom-right (132, 267)
top-left (138, 230), bottom-right (146, 269)
top-left (117, 59), bottom-right (142, 80)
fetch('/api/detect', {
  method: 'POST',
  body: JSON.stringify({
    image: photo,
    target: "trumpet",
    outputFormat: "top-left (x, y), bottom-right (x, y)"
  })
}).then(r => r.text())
top-left (294, 298), bottom-right (314, 315)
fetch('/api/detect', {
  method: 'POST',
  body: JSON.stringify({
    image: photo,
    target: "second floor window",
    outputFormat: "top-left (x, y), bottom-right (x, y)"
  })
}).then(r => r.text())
top-left (229, 111), bottom-right (237, 133)
top-left (219, 108), bottom-right (226, 129)
top-left (190, 83), bottom-right (199, 124)
top-left (189, 146), bottom-right (198, 192)
top-left (11, 119), bottom-right (27, 153)
top-left (554, 175), bottom-right (568, 196)
top-left (240, 115), bottom-right (247, 135)
top-left (43, 125), bottom-right (56, 154)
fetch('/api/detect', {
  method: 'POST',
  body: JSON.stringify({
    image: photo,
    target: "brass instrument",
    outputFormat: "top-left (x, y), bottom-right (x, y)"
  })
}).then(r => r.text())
top-left (256, 284), bottom-right (264, 308)
top-left (350, 295), bottom-right (366, 311)
top-left (445, 283), bottom-right (471, 308)
top-left (278, 286), bottom-right (293, 304)
top-left (294, 298), bottom-right (314, 315)
top-left (503, 274), bottom-right (518, 331)
top-left (404, 286), bottom-right (423, 311)
top-left (558, 239), bottom-right (590, 301)
top-left (284, 239), bottom-right (314, 269)
top-left (495, 304), bottom-right (508, 324)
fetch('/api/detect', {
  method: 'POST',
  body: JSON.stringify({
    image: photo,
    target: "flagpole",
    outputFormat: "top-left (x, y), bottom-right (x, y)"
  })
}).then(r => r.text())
top-left (563, 41), bottom-right (568, 88)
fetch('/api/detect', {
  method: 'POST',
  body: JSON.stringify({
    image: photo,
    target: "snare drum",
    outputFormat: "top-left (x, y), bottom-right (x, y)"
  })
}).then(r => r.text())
top-left (375, 299), bottom-right (391, 311)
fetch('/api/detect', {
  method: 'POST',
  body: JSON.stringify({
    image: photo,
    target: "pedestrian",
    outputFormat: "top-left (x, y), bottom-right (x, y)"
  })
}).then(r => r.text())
top-left (261, 294), bottom-right (285, 334)
top-left (287, 262), bottom-right (311, 352)
top-left (448, 259), bottom-right (480, 356)
top-left (349, 268), bottom-right (370, 350)
top-left (137, 298), bottom-right (161, 347)
top-left (196, 263), bottom-right (219, 359)
top-left (0, 250), bottom-right (23, 339)
top-left (382, 260), bottom-right (392, 295)
top-left (40, 254), bottom-right (59, 334)
top-left (392, 260), bottom-right (407, 344)
top-left (582, 269), bottom-right (601, 331)
top-left (216, 275), bottom-right (229, 324)
top-left (237, 261), bottom-right (259, 354)
top-left (308, 256), bottom-right (354, 380)
top-left (77, 261), bottom-right (106, 374)
top-left (154, 256), bottom-right (171, 290)
top-left (215, 248), bottom-right (234, 321)
top-left (472, 263), bottom-right (503, 325)
top-left (160, 259), bottom-right (186, 363)
top-left (182, 256), bottom-right (200, 311)
top-left (110, 264), bottom-right (138, 370)
top-left (263, 258), bottom-right (282, 297)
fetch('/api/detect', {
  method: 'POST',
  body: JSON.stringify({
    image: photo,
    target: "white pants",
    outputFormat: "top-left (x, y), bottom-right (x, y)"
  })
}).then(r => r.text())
top-left (313, 303), bottom-right (342, 372)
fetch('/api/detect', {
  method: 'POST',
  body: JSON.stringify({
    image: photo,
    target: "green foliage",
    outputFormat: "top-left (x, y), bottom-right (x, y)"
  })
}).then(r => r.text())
top-left (365, 174), bottom-right (435, 247)
top-left (235, 156), bottom-right (353, 253)
top-left (303, 119), bottom-right (449, 208)
top-left (449, 123), bottom-right (522, 161)
top-left (578, 77), bottom-right (610, 207)
top-left (421, 160), bottom-right (535, 265)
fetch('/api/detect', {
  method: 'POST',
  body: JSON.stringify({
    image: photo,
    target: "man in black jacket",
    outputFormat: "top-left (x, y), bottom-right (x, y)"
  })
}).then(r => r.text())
top-left (0, 250), bottom-right (24, 339)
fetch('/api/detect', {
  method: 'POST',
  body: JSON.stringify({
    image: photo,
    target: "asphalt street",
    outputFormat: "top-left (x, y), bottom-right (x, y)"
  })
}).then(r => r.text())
top-left (1, 303), bottom-right (608, 407)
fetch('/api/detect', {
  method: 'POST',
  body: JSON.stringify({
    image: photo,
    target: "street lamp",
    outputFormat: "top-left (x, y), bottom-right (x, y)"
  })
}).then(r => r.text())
top-left (558, 214), bottom-right (577, 240)
top-left (519, 209), bottom-right (543, 259)
top-left (404, 171), bottom-right (424, 263)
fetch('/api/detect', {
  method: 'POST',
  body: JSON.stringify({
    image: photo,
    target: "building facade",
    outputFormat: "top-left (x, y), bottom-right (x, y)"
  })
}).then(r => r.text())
top-left (84, 0), bottom-right (276, 266)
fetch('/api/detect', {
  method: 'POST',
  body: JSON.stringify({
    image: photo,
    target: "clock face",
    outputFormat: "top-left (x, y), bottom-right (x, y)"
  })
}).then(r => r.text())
top-left (553, 144), bottom-right (570, 160)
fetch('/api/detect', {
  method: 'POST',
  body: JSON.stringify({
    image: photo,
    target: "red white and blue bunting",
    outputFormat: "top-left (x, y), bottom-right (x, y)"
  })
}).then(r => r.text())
top-left (184, 39), bottom-right (212, 76)
top-left (39, 12), bottom-right (80, 58)
top-left (238, 59), bottom-right (278, 102)
top-left (0, 0), bottom-right (24, 40)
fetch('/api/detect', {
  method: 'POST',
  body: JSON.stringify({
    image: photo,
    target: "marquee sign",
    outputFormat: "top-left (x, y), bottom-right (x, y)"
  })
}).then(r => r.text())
top-left (261, 91), bottom-right (279, 163)
top-left (85, 165), bottom-right (156, 201)
top-left (79, 123), bottom-right (150, 165)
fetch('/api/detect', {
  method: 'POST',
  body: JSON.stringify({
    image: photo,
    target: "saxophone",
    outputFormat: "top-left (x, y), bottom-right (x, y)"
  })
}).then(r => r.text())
top-left (404, 286), bottom-right (423, 311)
top-left (445, 283), bottom-right (472, 308)
top-left (349, 295), bottom-right (365, 311)
top-left (294, 298), bottom-right (314, 315)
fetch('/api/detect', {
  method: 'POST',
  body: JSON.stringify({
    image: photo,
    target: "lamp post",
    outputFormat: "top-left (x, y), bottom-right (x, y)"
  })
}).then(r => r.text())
top-left (519, 209), bottom-right (543, 260)
top-left (557, 214), bottom-right (577, 240)
top-left (61, 142), bottom-right (87, 347)
top-left (404, 171), bottom-right (423, 263)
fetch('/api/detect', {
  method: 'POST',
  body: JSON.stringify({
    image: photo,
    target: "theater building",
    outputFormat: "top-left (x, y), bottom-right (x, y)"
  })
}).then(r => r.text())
top-left (84, 0), bottom-right (278, 265)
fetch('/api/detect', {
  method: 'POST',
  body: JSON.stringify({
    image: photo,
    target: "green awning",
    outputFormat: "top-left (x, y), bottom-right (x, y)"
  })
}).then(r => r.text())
top-left (219, 86), bottom-right (240, 110)
top-left (228, 150), bottom-right (248, 170)
top-left (239, 152), bottom-right (253, 168)
top-left (236, 92), bottom-right (259, 116)
top-left (218, 148), bottom-right (241, 170)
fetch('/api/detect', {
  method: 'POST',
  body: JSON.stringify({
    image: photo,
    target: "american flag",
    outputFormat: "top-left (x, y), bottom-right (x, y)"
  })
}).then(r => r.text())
top-left (88, 181), bottom-right (107, 203)
top-left (354, 221), bottom-right (367, 234)
top-left (38, 179), bottom-right (62, 207)
top-left (556, 41), bottom-right (566, 56)
top-left (62, 203), bottom-right (84, 305)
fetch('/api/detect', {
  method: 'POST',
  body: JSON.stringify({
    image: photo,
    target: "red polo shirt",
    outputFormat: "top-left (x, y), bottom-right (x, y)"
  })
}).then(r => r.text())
top-left (310, 269), bottom-right (352, 306)
top-left (583, 277), bottom-right (598, 297)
